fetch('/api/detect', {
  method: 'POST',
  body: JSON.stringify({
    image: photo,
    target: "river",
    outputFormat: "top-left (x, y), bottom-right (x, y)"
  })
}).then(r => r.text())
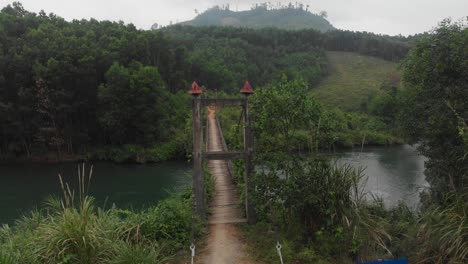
top-left (0, 160), bottom-right (191, 224)
top-left (0, 145), bottom-right (428, 224)
top-left (330, 144), bottom-right (429, 209)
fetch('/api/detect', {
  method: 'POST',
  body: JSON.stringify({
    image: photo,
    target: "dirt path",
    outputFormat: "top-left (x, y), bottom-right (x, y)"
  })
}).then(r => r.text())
top-left (196, 107), bottom-right (257, 264)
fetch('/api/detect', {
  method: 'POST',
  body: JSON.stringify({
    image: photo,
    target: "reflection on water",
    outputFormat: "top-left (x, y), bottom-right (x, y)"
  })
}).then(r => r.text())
top-left (0, 161), bottom-right (191, 224)
top-left (331, 145), bottom-right (429, 208)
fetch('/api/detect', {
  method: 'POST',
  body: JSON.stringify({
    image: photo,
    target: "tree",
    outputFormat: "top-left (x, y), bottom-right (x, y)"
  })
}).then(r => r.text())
top-left (369, 73), bottom-right (402, 126)
top-left (250, 76), bottom-right (321, 154)
top-left (401, 19), bottom-right (468, 197)
top-left (319, 10), bottom-right (328, 18)
top-left (0, 3), bottom-right (411, 160)
top-left (98, 63), bottom-right (167, 145)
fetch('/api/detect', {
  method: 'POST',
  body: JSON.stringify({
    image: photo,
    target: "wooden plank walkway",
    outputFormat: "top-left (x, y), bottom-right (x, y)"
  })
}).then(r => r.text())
top-left (206, 107), bottom-right (246, 224)
top-left (198, 107), bottom-right (255, 264)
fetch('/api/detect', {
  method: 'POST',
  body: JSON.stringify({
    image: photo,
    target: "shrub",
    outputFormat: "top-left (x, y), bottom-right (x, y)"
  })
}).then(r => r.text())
top-left (133, 196), bottom-right (196, 253)
top-left (145, 138), bottom-right (186, 163)
top-left (36, 197), bottom-right (124, 263)
top-left (416, 193), bottom-right (468, 263)
top-left (0, 214), bottom-right (42, 264)
top-left (110, 241), bottom-right (170, 264)
top-left (251, 154), bottom-right (397, 261)
top-left (90, 136), bottom-right (187, 163)
top-left (253, 156), bottom-right (363, 229)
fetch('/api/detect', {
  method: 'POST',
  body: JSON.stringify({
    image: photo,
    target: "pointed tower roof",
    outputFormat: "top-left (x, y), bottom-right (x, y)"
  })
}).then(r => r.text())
top-left (188, 81), bottom-right (203, 95)
top-left (240, 81), bottom-right (254, 95)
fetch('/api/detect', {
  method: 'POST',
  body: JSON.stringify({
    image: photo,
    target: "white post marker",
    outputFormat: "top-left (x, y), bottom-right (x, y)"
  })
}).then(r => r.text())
top-left (190, 243), bottom-right (196, 264)
top-left (276, 241), bottom-right (284, 264)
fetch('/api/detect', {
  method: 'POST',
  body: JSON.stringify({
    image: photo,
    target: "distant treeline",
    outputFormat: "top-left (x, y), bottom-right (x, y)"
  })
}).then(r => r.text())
top-left (165, 25), bottom-right (411, 62)
top-left (182, 2), bottom-right (335, 32)
top-left (0, 2), bottom-right (412, 160)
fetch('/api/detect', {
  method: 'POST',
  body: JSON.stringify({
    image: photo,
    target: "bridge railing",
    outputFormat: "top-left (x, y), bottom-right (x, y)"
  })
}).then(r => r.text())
top-left (215, 115), bottom-right (235, 181)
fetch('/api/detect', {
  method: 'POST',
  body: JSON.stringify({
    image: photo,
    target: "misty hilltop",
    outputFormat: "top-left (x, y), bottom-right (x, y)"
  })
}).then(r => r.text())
top-left (179, 4), bottom-right (335, 32)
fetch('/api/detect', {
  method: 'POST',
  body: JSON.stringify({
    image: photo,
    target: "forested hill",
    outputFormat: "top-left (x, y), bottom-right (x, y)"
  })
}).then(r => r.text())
top-left (0, 3), bottom-right (410, 162)
top-left (180, 5), bottom-right (334, 32)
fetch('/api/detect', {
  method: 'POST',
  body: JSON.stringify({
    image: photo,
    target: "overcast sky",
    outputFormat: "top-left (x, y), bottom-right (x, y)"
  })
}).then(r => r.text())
top-left (1, 0), bottom-right (467, 36)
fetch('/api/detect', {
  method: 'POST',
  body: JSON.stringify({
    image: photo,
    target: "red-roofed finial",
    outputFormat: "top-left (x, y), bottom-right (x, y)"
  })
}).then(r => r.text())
top-left (240, 81), bottom-right (254, 95)
top-left (189, 81), bottom-right (203, 95)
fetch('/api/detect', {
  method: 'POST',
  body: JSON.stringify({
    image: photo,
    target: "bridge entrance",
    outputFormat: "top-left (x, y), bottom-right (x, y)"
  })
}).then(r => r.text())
top-left (189, 81), bottom-right (256, 224)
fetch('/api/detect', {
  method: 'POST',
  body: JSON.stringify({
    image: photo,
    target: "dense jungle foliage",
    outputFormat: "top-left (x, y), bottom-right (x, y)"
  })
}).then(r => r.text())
top-left (0, 2), bottom-right (410, 162)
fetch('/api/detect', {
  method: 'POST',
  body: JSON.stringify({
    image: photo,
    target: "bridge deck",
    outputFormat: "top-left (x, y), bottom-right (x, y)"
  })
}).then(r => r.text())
top-left (206, 107), bottom-right (246, 224)
top-left (199, 107), bottom-right (253, 264)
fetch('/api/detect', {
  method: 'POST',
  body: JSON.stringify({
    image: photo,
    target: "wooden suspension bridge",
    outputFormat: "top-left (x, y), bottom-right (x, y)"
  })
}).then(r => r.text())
top-left (187, 82), bottom-right (409, 264)
top-left (189, 81), bottom-right (258, 263)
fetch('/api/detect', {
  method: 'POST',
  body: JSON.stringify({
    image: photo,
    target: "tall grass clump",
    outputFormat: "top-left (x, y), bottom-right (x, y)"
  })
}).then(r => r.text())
top-left (110, 241), bottom-right (170, 264)
top-left (416, 192), bottom-right (468, 264)
top-left (32, 164), bottom-right (122, 263)
top-left (37, 197), bottom-right (125, 263)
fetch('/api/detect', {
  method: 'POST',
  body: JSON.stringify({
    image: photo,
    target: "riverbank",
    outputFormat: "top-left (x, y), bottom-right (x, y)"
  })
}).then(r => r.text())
top-left (0, 193), bottom-right (199, 263)
top-left (0, 136), bottom-right (188, 165)
top-left (0, 161), bottom-right (192, 225)
top-left (1, 136), bottom-right (405, 166)
top-left (0, 163), bottom-right (215, 263)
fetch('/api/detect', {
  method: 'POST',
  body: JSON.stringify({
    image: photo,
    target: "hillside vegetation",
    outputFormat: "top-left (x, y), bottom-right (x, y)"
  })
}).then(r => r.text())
top-left (180, 4), bottom-right (334, 32)
top-left (0, 2), bottom-right (409, 161)
top-left (313, 51), bottom-right (399, 111)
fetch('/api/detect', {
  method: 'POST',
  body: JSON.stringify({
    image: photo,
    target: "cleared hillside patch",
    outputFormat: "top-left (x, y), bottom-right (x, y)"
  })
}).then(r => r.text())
top-left (312, 51), bottom-right (399, 111)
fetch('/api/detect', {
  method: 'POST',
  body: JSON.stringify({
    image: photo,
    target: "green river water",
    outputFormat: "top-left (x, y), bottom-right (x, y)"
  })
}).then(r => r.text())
top-left (0, 160), bottom-right (191, 224)
top-left (0, 145), bottom-right (428, 224)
